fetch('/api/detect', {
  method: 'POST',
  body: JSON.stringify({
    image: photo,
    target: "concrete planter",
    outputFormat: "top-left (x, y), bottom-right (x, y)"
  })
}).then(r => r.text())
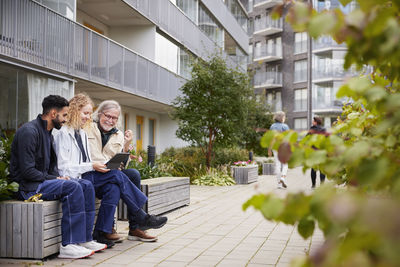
top-left (118, 176), bottom-right (190, 219)
top-left (231, 165), bottom-right (258, 184)
top-left (262, 163), bottom-right (276, 175)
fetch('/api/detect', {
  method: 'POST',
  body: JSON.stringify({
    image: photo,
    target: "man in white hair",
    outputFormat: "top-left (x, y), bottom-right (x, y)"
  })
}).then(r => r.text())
top-left (86, 100), bottom-right (159, 242)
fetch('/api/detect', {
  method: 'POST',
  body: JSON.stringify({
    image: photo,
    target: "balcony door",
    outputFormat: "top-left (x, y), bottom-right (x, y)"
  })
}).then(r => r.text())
top-left (136, 116), bottom-right (144, 151)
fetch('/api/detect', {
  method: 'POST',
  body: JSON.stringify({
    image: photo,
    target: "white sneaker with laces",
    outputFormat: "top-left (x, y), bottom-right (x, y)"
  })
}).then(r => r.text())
top-left (58, 244), bottom-right (94, 259)
top-left (80, 240), bottom-right (107, 252)
top-left (277, 182), bottom-right (283, 189)
top-left (280, 178), bottom-right (287, 188)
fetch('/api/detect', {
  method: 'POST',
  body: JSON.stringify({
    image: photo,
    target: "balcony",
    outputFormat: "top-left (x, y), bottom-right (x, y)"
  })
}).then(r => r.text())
top-left (253, 0), bottom-right (283, 10)
top-left (0, 0), bottom-right (184, 105)
top-left (253, 44), bottom-right (282, 63)
top-left (313, 64), bottom-right (357, 84)
top-left (313, 99), bottom-right (343, 114)
top-left (313, 36), bottom-right (346, 55)
top-left (254, 71), bottom-right (282, 89)
top-left (253, 16), bottom-right (283, 36)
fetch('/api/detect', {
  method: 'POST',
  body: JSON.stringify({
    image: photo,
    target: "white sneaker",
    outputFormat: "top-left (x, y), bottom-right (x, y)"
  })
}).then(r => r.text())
top-left (79, 240), bottom-right (107, 252)
top-left (279, 178), bottom-right (287, 188)
top-left (277, 183), bottom-right (283, 189)
top-left (58, 244), bottom-right (94, 259)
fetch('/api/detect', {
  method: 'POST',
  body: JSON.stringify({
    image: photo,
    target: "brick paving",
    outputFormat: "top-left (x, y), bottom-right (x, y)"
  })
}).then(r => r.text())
top-left (0, 167), bottom-right (324, 267)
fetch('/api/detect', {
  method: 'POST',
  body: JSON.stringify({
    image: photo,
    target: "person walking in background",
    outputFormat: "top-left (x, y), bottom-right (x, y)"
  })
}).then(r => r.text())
top-left (269, 111), bottom-right (290, 189)
top-left (10, 95), bottom-right (106, 259)
top-left (308, 116), bottom-right (327, 189)
top-left (86, 100), bottom-right (158, 242)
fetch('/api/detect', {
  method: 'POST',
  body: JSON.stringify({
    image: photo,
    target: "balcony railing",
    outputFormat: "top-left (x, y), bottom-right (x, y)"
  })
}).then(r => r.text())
top-left (254, 16), bottom-right (283, 35)
top-left (0, 0), bottom-right (184, 105)
top-left (254, 71), bottom-right (282, 88)
top-left (313, 36), bottom-right (346, 52)
top-left (253, 44), bottom-right (282, 61)
top-left (254, 0), bottom-right (283, 9)
top-left (313, 99), bottom-right (344, 111)
top-left (313, 64), bottom-right (357, 81)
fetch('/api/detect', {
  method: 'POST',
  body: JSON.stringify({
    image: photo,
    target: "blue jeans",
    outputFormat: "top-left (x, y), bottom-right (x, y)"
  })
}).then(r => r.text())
top-left (82, 170), bottom-right (147, 234)
top-left (19, 178), bottom-right (96, 246)
top-left (122, 168), bottom-right (143, 230)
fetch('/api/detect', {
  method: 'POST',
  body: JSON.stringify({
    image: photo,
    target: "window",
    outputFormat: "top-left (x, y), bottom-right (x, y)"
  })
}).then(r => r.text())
top-left (294, 118), bottom-right (308, 131)
top-left (176, 0), bottom-right (198, 24)
top-left (294, 88), bottom-right (307, 111)
top-left (294, 32), bottom-right (307, 54)
top-left (224, 0), bottom-right (247, 32)
top-left (266, 91), bottom-right (282, 112)
top-left (294, 60), bottom-right (307, 83)
top-left (148, 119), bottom-right (155, 146)
top-left (178, 48), bottom-right (191, 79)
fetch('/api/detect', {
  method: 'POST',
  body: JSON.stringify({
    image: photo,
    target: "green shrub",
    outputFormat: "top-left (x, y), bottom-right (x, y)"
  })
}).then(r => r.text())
top-left (160, 147), bottom-right (207, 182)
top-left (212, 147), bottom-right (249, 167)
top-left (0, 133), bottom-right (18, 201)
top-left (127, 151), bottom-right (171, 180)
top-left (192, 167), bottom-right (235, 186)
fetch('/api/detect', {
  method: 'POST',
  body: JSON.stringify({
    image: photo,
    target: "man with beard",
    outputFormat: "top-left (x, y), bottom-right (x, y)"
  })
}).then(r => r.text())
top-left (10, 95), bottom-right (106, 259)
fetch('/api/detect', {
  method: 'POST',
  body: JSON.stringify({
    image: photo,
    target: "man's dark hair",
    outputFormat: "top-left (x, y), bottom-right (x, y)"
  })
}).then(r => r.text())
top-left (313, 116), bottom-right (323, 126)
top-left (42, 95), bottom-right (69, 115)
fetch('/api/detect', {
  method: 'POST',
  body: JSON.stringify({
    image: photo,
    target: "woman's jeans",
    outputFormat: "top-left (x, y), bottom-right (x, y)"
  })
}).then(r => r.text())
top-left (273, 150), bottom-right (288, 183)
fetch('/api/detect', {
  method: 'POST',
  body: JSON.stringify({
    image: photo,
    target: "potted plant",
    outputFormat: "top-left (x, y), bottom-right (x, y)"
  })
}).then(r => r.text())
top-left (231, 160), bottom-right (258, 184)
top-left (262, 157), bottom-right (276, 175)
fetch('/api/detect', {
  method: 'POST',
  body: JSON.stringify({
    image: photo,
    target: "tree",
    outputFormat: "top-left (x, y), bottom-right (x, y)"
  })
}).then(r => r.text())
top-left (171, 54), bottom-right (255, 168)
top-left (240, 94), bottom-right (273, 156)
top-left (244, 1), bottom-right (400, 266)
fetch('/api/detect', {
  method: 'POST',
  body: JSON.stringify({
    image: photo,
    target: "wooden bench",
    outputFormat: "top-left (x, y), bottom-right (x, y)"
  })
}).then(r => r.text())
top-left (118, 176), bottom-right (190, 219)
top-left (0, 200), bottom-right (100, 259)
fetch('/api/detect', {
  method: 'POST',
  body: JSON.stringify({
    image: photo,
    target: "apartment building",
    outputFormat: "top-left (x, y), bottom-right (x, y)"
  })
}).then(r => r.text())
top-left (0, 0), bottom-right (248, 152)
top-left (247, 0), bottom-right (357, 130)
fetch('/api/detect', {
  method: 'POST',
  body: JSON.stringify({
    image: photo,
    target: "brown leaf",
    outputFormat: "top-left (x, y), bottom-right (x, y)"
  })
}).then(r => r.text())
top-left (278, 142), bottom-right (292, 163)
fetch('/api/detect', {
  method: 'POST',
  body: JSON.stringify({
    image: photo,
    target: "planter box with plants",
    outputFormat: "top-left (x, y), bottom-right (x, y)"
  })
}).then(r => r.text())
top-left (231, 161), bottom-right (258, 184)
top-left (118, 176), bottom-right (190, 219)
top-left (262, 158), bottom-right (276, 175)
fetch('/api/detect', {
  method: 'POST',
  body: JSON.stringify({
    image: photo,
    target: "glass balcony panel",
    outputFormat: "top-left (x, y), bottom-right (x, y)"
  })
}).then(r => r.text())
top-left (254, 16), bottom-right (283, 34)
top-left (254, 71), bottom-right (282, 87)
top-left (253, 43), bottom-right (282, 60)
top-left (312, 36), bottom-right (346, 52)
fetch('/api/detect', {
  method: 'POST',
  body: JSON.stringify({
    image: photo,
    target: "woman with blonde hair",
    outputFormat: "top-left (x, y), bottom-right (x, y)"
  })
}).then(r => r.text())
top-left (53, 94), bottom-right (167, 247)
top-left (269, 111), bottom-right (290, 189)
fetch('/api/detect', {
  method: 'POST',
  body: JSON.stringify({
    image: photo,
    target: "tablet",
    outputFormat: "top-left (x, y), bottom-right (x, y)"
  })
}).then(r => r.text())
top-left (106, 152), bottom-right (130, 169)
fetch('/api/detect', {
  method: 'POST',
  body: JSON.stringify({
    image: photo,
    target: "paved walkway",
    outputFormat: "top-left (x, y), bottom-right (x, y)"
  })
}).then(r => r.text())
top-left (0, 167), bottom-right (324, 267)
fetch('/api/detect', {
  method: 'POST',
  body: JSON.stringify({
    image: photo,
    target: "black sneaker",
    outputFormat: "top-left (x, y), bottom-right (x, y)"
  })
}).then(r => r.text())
top-left (93, 230), bottom-right (115, 249)
top-left (139, 215), bottom-right (167, 231)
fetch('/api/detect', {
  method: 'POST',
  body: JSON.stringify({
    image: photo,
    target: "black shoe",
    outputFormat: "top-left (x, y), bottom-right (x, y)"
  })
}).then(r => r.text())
top-left (311, 185), bottom-right (316, 189)
top-left (139, 215), bottom-right (167, 231)
top-left (93, 231), bottom-right (115, 248)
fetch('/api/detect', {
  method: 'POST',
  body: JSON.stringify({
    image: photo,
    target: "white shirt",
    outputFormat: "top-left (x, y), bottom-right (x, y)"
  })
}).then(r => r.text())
top-left (53, 125), bottom-right (94, 179)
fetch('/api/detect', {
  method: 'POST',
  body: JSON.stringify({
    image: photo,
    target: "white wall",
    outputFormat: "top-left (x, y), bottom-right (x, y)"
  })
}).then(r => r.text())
top-left (158, 114), bottom-right (188, 152)
top-left (109, 26), bottom-right (156, 61)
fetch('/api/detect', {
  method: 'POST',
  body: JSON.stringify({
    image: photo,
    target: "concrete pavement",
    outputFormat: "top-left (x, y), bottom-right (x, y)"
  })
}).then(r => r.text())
top-left (0, 167), bottom-right (324, 267)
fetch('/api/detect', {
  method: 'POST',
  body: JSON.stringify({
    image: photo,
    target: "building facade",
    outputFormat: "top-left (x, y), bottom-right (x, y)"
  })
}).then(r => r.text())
top-left (247, 0), bottom-right (357, 130)
top-left (0, 0), bottom-right (248, 152)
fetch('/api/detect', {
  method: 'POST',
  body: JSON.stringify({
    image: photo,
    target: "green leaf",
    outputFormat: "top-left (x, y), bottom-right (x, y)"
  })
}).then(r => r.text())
top-left (260, 196), bottom-right (284, 220)
top-left (305, 150), bottom-right (327, 167)
top-left (260, 130), bottom-right (277, 148)
top-left (309, 12), bottom-right (336, 38)
top-left (339, 0), bottom-right (353, 5)
top-left (243, 194), bottom-right (266, 211)
top-left (298, 216), bottom-right (315, 239)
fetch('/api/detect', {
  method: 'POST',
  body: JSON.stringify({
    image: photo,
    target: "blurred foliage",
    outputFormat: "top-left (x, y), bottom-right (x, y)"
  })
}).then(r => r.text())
top-left (0, 133), bottom-right (19, 201)
top-left (244, 1), bottom-right (400, 266)
top-left (171, 52), bottom-right (267, 168)
top-left (192, 166), bottom-right (236, 186)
